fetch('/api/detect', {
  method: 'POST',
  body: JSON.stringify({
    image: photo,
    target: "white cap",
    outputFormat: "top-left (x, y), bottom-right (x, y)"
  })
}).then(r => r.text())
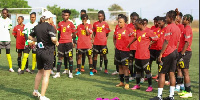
top-left (42, 11), bottom-right (54, 19)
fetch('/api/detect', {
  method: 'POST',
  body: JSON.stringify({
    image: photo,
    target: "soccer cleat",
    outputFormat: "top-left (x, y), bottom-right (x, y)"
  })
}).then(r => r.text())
top-left (178, 91), bottom-right (187, 96)
top-left (180, 92), bottom-right (192, 98)
top-left (92, 69), bottom-right (97, 73)
top-left (131, 85), bottom-right (140, 90)
top-left (68, 71), bottom-right (73, 78)
top-left (162, 96), bottom-right (174, 100)
top-left (39, 96), bottom-right (50, 100)
top-left (18, 68), bottom-right (21, 72)
top-left (150, 96), bottom-right (162, 100)
top-left (140, 78), bottom-right (145, 84)
top-left (75, 71), bottom-right (81, 76)
top-left (33, 91), bottom-right (41, 97)
top-left (80, 68), bottom-right (85, 72)
top-left (53, 73), bottom-right (60, 78)
top-left (124, 84), bottom-right (129, 90)
top-left (9, 68), bottom-right (15, 72)
top-left (152, 75), bottom-right (158, 79)
top-left (146, 86), bottom-right (153, 92)
top-left (99, 67), bottom-right (102, 71)
top-left (90, 71), bottom-right (94, 76)
top-left (30, 70), bottom-right (34, 74)
top-left (26, 68), bottom-right (31, 72)
top-left (104, 69), bottom-right (108, 74)
top-left (112, 71), bottom-right (119, 75)
top-left (53, 67), bottom-right (57, 71)
top-left (50, 70), bottom-right (55, 75)
top-left (129, 77), bottom-right (135, 81)
top-left (62, 70), bottom-right (68, 74)
top-left (116, 82), bottom-right (125, 87)
top-left (18, 70), bottom-right (24, 75)
top-left (165, 81), bottom-right (170, 86)
top-left (75, 68), bottom-right (78, 72)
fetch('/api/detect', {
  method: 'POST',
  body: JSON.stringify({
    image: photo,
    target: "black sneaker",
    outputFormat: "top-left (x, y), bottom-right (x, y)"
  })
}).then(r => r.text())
top-left (18, 70), bottom-right (24, 75)
top-left (149, 96), bottom-right (162, 100)
top-left (30, 70), bottom-right (34, 74)
top-left (163, 96), bottom-right (174, 100)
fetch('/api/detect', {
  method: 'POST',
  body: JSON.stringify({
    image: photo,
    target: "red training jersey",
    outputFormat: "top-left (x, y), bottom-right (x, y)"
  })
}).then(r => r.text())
top-left (57, 21), bottom-right (76, 43)
top-left (155, 27), bottom-right (166, 50)
top-left (12, 24), bottom-right (26, 49)
top-left (135, 28), bottom-right (158, 59)
top-left (162, 23), bottom-right (181, 57)
top-left (114, 26), bottom-right (133, 51)
top-left (150, 28), bottom-right (160, 50)
top-left (178, 25), bottom-right (193, 52)
top-left (76, 23), bottom-right (93, 49)
top-left (93, 21), bottom-right (110, 45)
top-left (150, 26), bottom-right (158, 30)
top-left (127, 23), bottom-right (137, 50)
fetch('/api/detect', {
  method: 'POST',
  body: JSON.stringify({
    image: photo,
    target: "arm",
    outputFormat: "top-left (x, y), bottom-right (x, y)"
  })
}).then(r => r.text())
top-left (181, 41), bottom-right (189, 55)
top-left (51, 37), bottom-right (59, 46)
top-left (113, 35), bottom-right (116, 46)
top-left (28, 35), bottom-right (37, 42)
top-left (158, 40), bottom-right (168, 62)
top-left (127, 37), bottom-right (137, 48)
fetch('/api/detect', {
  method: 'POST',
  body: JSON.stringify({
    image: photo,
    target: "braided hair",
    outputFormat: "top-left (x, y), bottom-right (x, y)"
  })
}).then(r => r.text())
top-left (118, 14), bottom-right (128, 23)
top-left (183, 14), bottom-right (193, 23)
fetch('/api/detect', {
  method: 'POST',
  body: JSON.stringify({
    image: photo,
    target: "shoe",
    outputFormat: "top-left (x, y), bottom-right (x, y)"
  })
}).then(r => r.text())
top-left (18, 70), bottom-right (24, 75)
top-left (152, 75), bottom-right (158, 79)
top-left (68, 71), bottom-right (73, 78)
top-left (90, 71), bottom-right (94, 76)
top-left (165, 81), bottom-right (170, 86)
top-left (40, 96), bottom-right (50, 100)
top-left (53, 73), bottom-right (60, 78)
top-left (180, 92), bottom-right (192, 98)
top-left (9, 68), bottom-right (15, 72)
top-left (131, 85), bottom-right (140, 90)
top-left (149, 96), bottom-right (162, 100)
top-left (112, 71), bottom-right (119, 75)
top-left (124, 84), bottom-right (129, 90)
top-left (18, 68), bottom-right (21, 72)
top-left (75, 71), bottom-right (81, 76)
top-left (116, 82), bottom-right (125, 87)
top-left (129, 77), bottom-right (135, 81)
top-left (32, 91), bottom-right (41, 97)
top-left (50, 70), bottom-right (55, 75)
top-left (178, 91), bottom-right (187, 96)
top-left (104, 69), bottom-right (108, 74)
top-left (26, 68), bottom-right (31, 72)
top-left (30, 70), bottom-right (34, 74)
top-left (75, 68), bottom-right (78, 72)
top-left (146, 86), bottom-right (153, 92)
top-left (145, 78), bottom-right (148, 81)
top-left (163, 96), bottom-right (174, 100)
top-left (62, 70), bottom-right (68, 74)
top-left (80, 68), bottom-right (85, 72)
top-left (99, 67), bottom-right (102, 71)
top-left (174, 88), bottom-right (180, 93)
top-left (53, 67), bottom-right (57, 71)
top-left (140, 78), bottom-right (145, 84)
top-left (92, 69), bottom-right (97, 73)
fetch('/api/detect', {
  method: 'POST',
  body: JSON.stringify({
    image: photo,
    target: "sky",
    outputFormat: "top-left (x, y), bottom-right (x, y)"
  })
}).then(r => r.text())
top-left (26, 0), bottom-right (199, 20)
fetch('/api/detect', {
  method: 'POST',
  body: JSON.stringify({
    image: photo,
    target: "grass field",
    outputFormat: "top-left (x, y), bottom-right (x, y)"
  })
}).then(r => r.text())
top-left (0, 31), bottom-right (199, 100)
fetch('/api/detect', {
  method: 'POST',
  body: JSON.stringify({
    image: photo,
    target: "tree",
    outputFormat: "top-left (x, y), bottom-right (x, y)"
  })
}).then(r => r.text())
top-left (108, 4), bottom-right (124, 19)
top-left (87, 8), bottom-right (98, 20)
top-left (0, 0), bottom-right (31, 14)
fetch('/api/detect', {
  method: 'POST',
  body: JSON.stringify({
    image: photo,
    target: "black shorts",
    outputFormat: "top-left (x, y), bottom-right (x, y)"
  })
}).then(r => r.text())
top-left (57, 43), bottom-right (73, 57)
top-left (24, 46), bottom-right (37, 54)
top-left (159, 50), bottom-right (178, 74)
top-left (150, 49), bottom-right (161, 62)
top-left (93, 45), bottom-right (108, 54)
top-left (129, 50), bottom-right (136, 60)
top-left (178, 51), bottom-right (192, 69)
top-left (78, 49), bottom-right (93, 56)
top-left (115, 49), bottom-right (129, 66)
top-left (134, 59), bottom-right (150, 73)
top-left (36, 48), bottom-right (54, 70)
top-left (16, 49), bottom-right (24, 53)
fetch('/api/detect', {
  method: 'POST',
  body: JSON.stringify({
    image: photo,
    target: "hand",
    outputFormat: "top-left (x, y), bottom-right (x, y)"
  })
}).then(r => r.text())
top-left (127, 44), bottom-right (130, 48)
top-left (56, 41), bottom-right (59, 46)
top-left (177, 52), bottom-right (183, 61)
top-left (158, 54), bottom-right (162, 63)
top-left (28, 42), bottom-right (33, 46)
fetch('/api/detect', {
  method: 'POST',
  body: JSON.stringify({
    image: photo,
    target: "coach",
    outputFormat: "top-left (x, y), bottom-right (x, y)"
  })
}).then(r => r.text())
top-left (28, 11), bottom-right (59, 100)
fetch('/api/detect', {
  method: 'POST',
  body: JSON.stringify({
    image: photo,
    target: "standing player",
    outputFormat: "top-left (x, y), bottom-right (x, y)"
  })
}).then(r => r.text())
top-left (92, 10), bottom-right (110, 74)
top-left (127, 12), bottom-right (139, 81)
top-left (30, 11), bottom-right (59, 100)
top-left (176, 14), bottom-right (193, 98)
top-left (114, 14), bottom-right (133, 90)
top-left (128, 18), bottom-right (158, 92)
top-left (75, 14), bottom-right (94, 76)
top-left (150, 10), bottom-right (181, 100)
top-left (18, 12), bottom-right (38, 74)
top-left (53, 9), bottom-right (76, 78)
top-left (0, 8), bottom-right (14, 72)
top-left (12, 16), bottom-right (29, 72)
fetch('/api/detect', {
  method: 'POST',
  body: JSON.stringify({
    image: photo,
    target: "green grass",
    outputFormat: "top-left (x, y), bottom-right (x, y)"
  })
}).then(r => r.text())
top-left (0, 31), bottom-right (199, 100)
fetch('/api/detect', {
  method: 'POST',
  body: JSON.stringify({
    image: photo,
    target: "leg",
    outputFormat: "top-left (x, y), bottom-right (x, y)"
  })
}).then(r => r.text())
top-left (64, 56), bottom-right (68, 70)
top-left (32, 49), bottom-right (37, 71)
top-left (93, 53), bottom-right (98, 70)
top-left (182, 69), bottom-right (191, 92)
top-left (103, 54), bottom-right (108, 73)
top-left (100, 54), bottom-right (103, 68)
top-left (81, 52), bottom-right (86, 68)
top-left (169, 72), bottom-right (176, 97)
top-left (6, 49), bottom-right (13, 71)
top-left (17, 51), bottom-right (22, 69)
top-left (88, 55), bottom-right (93, 72)
top-left (69, 56), bottom-right (73, 73)
top-left (77, 54), bottom-right (82, 72)
top-left (116, 65), bottom-right (125, 86)
top-left (40, 70), bottom-right (51, 96)
top-left (34, 69), bottom-right (44, 90)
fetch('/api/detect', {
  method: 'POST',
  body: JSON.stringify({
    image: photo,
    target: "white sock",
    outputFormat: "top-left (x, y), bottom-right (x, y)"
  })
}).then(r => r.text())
top-left (34, 89), bottom-right (38, 92)
top-left (176, 84), bottom-right (180, 90)
top-left (157, 88), bottom-right (163, 98)
top-left (180, 84), bottom-right (184, 87)
top-left (169, 86), bottom-right (175, 97)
